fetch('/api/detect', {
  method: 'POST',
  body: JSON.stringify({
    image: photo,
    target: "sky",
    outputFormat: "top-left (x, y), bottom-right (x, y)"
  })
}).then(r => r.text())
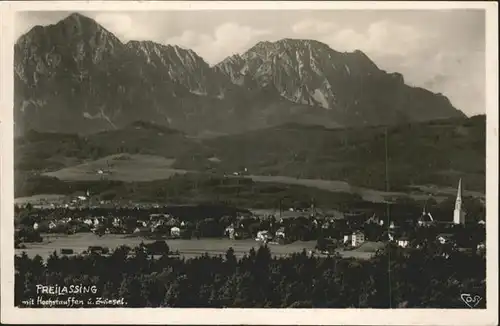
top-left (14, 9), bottom-right (486, 116)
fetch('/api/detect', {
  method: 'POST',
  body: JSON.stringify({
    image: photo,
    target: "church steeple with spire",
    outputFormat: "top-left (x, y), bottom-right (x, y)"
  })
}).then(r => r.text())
top-left (453, 178), bottom-right (466, 224)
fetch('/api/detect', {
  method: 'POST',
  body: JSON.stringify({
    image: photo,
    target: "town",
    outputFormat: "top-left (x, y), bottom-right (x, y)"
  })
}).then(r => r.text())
top-left (15, 179), bottom-right (486, 260)
top-left (13, 178), bottom-right (487, 309)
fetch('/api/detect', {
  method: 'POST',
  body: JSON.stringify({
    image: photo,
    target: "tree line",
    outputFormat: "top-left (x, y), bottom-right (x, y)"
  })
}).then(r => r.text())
top-left (15, 242), bottom-right (486, 308)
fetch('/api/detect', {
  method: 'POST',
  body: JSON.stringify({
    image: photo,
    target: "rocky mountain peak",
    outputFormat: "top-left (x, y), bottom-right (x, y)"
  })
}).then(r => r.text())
top-left (126, 40), bottom-right (204, 66)
top-left (60, 12), bottom-right (99, 27)
top-left (277, 38), bottom-right (334, 49)
top-left (127, 40), bottom-right (226, 96)
top-left (246, 38), bottom-right (337, 57)
top-left (51, 12), bottom-right (121, 48)
top-left (15, 12), bottom-right (123, 70)
top-left (14, 13), bottom-right (465, 137)
top-left (215, 37), bottom-right (463, 124)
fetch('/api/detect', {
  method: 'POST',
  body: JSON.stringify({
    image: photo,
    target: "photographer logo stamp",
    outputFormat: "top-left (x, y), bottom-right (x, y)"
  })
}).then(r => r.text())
top-left (460, 293), bottom-right (482, 308)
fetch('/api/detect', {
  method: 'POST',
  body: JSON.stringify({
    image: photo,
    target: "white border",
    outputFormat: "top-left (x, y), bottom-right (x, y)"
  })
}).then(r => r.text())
top-left (1, 2), bottom-right (498, 325)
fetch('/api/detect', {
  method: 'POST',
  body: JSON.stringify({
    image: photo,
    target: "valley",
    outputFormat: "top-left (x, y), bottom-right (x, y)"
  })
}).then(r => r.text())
top-left (15, 115), bottom-right (486, 209)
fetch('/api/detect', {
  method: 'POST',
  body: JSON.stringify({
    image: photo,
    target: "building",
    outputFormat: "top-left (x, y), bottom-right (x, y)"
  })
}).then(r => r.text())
top-left (112, 217), bottom-right (121, 227)
top-left (149, 213), bottom-right (170, 220)
top-left (365, 213), bottom-right (382, 225)
top-left (352, 231), bottom-right (365, 247)
top-left (453, 179), bottom-right (466, 225)
top-left (138, 220), bottom-right (148, 228)
top-left (48, 221), bottom-right (57, 230)
top-left (344, 231), bottom-right (365, 247)
top-left (388, 230), bottom-right (409, 248)
top-left (437, 233), bottom-right (454, 245)
top-left (418, 210), bottom-right (435, 227)
top-left (227, 226), bottom-right (250, 240)
top-left (225, 225), bottom-right (235, 239)
top-left (133, 226), bottom-right (149, 234)
top-left (256, 230), bottom-right (272, 242)
top-left (275, 227), bottom-right (287, 244)
top-left (234, 229), bottom-right (250, 240)
top-left (397, 237), bottom-right (410, 248)
top-left (275, 227), bottom-right (286, 239)
top-left (170, 227), bottom-right (181, 238)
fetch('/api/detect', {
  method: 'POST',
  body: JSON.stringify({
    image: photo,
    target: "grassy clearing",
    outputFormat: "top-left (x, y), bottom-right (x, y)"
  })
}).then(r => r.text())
top-left (243, 174), bottom-right (452, 203)
top-left (14, 194), bottom-right (67, 205)
top-left (353, 241), bottom-right (385, 253)
top-left (15, 233), bottom-right (316, 259)
top-left (43, 154), bottom-right (187, 182)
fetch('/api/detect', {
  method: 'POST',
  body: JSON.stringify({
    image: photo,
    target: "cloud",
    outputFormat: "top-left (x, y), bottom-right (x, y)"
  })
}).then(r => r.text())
top-left (166, 22), bottom-right (272, 64)
top-left (292, 19), bottom-right (337, 35)
top-left (92, 13), bottom-right (153, 41)
top-left (292, 21), bottom-right (433, 56)
top-left (417, 50), bottom-right (485, 115)
top-left (15, 13), bottom-right (59, 39)
top-left (365, 21), bottom-right (428, 55)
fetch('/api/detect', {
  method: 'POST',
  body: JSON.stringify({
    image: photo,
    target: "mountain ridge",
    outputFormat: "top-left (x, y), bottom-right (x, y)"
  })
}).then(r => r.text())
top-left (14, 12), bottom-right (466, 136)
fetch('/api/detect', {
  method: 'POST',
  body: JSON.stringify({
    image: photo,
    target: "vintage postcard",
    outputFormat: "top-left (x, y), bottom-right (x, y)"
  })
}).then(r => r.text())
top-left (0, 1), bottom-right (498, 325)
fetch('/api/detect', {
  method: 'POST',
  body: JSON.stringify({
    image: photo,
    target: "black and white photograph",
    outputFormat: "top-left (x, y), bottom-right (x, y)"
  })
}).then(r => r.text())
top-left (0, 1), bottom-right (498, 325)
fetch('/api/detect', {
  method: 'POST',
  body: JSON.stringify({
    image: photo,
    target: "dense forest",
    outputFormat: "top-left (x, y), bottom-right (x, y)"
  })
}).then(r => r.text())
top-left (173, 115), bottom-right (486, 192)
top-left (15, 173), bottom-right (370, 210)
top-left (15, 242), bottom-right (486, 308)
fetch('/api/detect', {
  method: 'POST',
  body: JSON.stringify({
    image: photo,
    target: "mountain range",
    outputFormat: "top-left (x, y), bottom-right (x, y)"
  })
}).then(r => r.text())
top-left (14, 12), bottom-right (466, 137)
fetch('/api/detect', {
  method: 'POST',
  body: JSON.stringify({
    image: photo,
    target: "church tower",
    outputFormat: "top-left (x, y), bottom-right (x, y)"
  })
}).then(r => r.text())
top-left (310, 198), bottom-right (316, 218)
top-left (453, 179), bottom-right (466, 225)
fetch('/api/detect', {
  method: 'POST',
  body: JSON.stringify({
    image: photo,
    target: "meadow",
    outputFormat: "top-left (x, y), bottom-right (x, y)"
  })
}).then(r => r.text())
top-left (43, 154), bottom-right (188, 182)
top-left (244, 174), bottom-right (455, 203)
top-left (14, 233), bottom-right (376, 260)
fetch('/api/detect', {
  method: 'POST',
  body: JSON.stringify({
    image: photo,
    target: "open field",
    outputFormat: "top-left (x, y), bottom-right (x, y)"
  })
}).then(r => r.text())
top-left (14, 194), bottom-right (67, 205)
top-left (34, 153), bottom-right (468, 205)
top-left (244, 174), bottom-right (452, 203)
top-left (245, 175), bottom-right (484, 202)
top-left (354, 241), bottom-right (386, 253)
top-left (15, 233), bottom-right (375, 260)
top-left (43, 154), bottom-right (187, 182)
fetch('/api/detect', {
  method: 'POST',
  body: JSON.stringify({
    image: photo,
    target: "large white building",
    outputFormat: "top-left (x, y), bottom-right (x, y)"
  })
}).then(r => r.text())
top-left (344, 231), bottom-right (365, 247)
top-left (453, 179), bottom-right (466, 225)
